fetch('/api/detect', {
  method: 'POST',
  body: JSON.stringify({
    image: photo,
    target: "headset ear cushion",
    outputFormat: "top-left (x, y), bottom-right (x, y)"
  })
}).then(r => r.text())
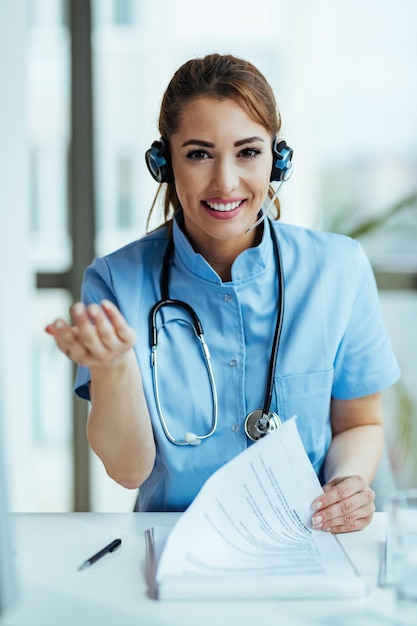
top-left (270, 138), bottom-right (294, 182)
top-left (145, 137), bottom-right (174, 184)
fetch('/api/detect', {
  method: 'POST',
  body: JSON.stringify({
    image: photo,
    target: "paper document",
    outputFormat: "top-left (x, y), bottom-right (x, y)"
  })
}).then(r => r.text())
top-left (145, 417), bottom-right (367, 601)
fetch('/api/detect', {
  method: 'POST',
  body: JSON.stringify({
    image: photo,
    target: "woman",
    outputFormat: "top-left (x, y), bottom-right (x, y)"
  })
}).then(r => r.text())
top-left (46, 53), bottom-right (400, 531)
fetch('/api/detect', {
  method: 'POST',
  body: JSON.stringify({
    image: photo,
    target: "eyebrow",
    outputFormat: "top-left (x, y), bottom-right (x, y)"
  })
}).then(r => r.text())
top-left (180, 136), bottom-right (266, 148)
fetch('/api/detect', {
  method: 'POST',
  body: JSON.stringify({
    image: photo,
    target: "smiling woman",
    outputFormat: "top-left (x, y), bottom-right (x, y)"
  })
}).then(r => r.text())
top-left (46, 53), bottom-right (400, 532)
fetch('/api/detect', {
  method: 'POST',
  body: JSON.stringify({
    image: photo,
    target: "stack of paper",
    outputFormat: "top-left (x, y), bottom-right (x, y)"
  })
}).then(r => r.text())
top-left (145, 417), bottom-right (368, 601)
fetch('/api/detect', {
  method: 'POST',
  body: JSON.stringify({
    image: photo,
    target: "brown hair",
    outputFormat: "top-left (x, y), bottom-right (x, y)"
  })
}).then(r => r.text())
top-left (147, 53), bottom-right (282, 231)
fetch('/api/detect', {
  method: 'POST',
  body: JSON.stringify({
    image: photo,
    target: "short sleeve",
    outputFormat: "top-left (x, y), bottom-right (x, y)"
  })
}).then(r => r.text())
top-left (332, 242), bottom-right (400, 399)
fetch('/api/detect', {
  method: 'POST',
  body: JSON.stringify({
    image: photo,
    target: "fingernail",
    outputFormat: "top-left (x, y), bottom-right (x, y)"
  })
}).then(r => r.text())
top-left (312, 500), bottom-right (322, 511)
top-left (72, 303), bottom-right (84, 315)
top-left (312, 515), bottom-right (323, 528)
top-left (89, 304), bottom-right (100, 316)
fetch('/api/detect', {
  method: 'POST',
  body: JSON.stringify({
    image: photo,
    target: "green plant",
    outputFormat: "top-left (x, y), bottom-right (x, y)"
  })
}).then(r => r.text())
top-left (324, 190), bottom-right (417, 239)
top-left (390, 381), bottom-right (417, 484)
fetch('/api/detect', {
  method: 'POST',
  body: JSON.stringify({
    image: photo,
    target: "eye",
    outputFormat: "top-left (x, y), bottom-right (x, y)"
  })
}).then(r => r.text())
top-left (238, 147), bottom-right (262, 159)
top-left (186, 149), bottom-right (211, 160)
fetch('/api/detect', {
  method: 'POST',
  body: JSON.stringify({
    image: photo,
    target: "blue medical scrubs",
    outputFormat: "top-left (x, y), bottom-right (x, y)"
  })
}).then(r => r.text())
top-left (74, 212), bottom-right (400, 511)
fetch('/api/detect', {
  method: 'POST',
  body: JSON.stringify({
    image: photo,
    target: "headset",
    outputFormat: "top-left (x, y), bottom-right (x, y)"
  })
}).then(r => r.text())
top-left (145, 136), bottom-right (293, 184)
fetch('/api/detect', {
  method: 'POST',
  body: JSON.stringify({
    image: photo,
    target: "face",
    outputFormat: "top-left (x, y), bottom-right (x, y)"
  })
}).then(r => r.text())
top-left (169, 96), bottom-right (273, 256)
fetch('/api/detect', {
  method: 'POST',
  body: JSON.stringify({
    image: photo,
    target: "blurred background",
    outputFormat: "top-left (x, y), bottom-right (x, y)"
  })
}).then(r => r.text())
top-left (0, 0), bottom-right (416, 512)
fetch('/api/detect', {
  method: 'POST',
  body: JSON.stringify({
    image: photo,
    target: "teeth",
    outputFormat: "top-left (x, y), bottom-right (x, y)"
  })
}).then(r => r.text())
top-left (206, 200), bottom-right (242, 212)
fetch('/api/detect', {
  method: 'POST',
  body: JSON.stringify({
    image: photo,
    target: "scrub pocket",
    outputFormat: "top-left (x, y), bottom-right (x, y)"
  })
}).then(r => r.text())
top-left (273, 369), bottom-right (334, 471)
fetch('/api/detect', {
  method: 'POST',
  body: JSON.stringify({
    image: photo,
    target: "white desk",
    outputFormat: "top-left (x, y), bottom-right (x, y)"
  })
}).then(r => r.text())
top-left (0, 512), bottom-right (400, 626)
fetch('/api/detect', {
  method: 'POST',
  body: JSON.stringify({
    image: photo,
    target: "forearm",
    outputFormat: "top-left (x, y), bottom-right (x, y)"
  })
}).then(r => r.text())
top-left (310, 393), bottom-right (384, 533)
top-left (323, 423), bottom-right (384, 485)
top-left (87, 349), bottom-right (156, 489)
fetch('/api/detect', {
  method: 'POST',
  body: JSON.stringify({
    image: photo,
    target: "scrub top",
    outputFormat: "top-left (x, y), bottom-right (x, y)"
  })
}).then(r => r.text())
top-left (74, 212), bottom-right (400, 512)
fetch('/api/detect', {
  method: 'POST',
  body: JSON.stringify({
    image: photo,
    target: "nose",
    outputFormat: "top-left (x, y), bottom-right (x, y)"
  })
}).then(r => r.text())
top-left (211, 158), bottom-right (239, 194)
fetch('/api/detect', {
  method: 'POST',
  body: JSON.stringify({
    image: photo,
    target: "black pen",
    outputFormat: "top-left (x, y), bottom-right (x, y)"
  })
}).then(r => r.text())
top-left (78, 538), bottom-right (122, 571)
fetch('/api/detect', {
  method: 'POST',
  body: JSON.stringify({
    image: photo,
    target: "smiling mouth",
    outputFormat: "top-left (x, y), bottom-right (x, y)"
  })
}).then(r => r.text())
top-left (204, 200), bottom-right (244, 212)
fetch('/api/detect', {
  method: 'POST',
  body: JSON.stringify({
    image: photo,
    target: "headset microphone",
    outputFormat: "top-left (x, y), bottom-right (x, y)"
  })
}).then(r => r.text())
top-left (245, 183), bottom-right (284, 234)
top-left (245, 139), bottom-right (294, 235)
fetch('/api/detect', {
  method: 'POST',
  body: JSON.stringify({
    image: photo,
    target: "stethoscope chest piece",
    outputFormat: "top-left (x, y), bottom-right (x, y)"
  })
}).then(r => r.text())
top-left (244, 409), bottom-right (281, 442)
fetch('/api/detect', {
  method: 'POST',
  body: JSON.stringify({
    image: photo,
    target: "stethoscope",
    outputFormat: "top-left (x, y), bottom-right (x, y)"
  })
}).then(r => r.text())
top-left (149, 217), bottom-right (284, 446)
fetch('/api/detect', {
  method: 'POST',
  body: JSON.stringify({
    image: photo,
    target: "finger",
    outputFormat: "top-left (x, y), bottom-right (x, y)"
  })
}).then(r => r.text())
top-left (47, 302), bottom-right (135, 366)
top-left (100, 299), bottom-right (136, 345)
top-left (45, 320), bottom-right (90, 363)
top-left (319, 495), bottom-right (375, 533)
top-left (83, 302), bottom-right (136, 354)
top-left (312, 475), bottom-right (375, 532)
top-left (70, 302), bottom-right (135, 361)
top-left (44, 318), bottom-right (72, 338)
top-left (68, 303), bottom-right (110, 357)
top-left (45, 309), bottom-right (105, 365)
top-left (45, 303), bottom-right (101, 365)
top-left (71, 301), bottom-right (134, 346)
top-left (312, 489), bottom-right (374, 530)
top-left (70, 302), bottom-right (90, 326)
top-left (49, 320), bottom-right (82, 349)
top-left (45, 323), bottom-right (57, 336)
top-left (86, 303), bottom-right (126, 351)
top-left (312, 475), bottom-right (364, 512)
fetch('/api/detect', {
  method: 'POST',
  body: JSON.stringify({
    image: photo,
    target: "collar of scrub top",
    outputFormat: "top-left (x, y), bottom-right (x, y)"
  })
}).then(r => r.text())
top-left (171, 209), bottom-right (275, 283)
top-left (149, 214), bottom-right (285, 446)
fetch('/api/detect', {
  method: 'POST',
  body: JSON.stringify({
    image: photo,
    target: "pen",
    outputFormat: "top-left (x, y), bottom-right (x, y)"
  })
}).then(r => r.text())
top-left (78, 538), bottom-right (122, 571)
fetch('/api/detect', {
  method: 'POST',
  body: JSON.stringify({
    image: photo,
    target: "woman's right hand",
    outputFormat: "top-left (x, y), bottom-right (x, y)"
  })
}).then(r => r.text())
top-left (45, 299), bottom-right (137, 368)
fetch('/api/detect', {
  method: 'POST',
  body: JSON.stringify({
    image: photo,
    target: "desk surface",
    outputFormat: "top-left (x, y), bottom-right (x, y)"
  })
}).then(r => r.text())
top-left (1, 512), bottom-right (399, 626)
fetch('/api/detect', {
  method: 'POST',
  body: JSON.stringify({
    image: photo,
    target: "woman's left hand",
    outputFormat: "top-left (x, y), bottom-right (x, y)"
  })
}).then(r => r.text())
top-left (311, 475), bottom-right (375, 533)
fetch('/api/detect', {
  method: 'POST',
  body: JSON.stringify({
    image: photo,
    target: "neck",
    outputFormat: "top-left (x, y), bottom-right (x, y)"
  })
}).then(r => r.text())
top-left (191, 225), bottom-right (263, 282)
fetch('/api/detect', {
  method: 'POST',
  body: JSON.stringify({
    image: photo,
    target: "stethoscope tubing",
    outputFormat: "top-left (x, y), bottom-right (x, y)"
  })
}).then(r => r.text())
top-left (262, 226), bottom-right (284, 418)
top-left (149, 218), bottom-right (284, 445)
top-left (149, 297), bottom-right (218, 445)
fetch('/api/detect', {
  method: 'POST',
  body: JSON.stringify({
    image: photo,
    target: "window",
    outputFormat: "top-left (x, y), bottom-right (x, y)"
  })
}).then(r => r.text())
top-left (113, 0), bottom-right (136, 26)
top-left (116, 156), bottom-right (134, 228)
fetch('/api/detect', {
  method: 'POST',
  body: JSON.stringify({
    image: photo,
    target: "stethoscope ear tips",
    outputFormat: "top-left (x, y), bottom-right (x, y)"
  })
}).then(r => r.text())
top-left (185, 432), bottom-right (202, 445)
